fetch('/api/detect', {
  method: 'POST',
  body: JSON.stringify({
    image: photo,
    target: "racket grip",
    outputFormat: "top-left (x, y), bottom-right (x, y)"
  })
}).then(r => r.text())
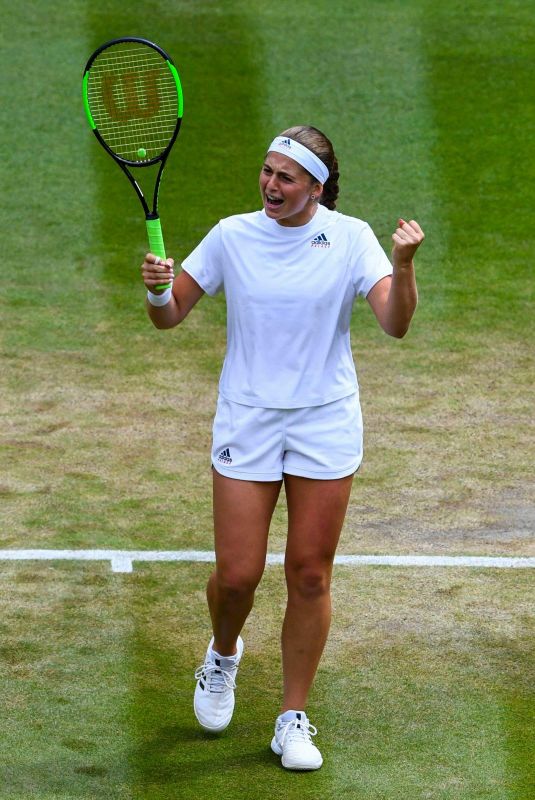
top-left (146, 216), bottom-right (171, 291)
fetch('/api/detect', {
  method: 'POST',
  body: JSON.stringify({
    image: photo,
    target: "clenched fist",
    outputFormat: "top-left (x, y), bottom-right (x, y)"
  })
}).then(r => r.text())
top-left (391, 219), bottom-right (424, 269)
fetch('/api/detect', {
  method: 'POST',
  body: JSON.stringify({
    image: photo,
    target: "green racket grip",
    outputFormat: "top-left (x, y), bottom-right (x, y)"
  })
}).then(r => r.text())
top-left (146, 217), bottom-right (172, 291)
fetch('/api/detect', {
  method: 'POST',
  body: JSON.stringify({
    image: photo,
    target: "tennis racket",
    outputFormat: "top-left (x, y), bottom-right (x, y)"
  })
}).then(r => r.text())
top-left (82, 37), bottom-right (183, 290)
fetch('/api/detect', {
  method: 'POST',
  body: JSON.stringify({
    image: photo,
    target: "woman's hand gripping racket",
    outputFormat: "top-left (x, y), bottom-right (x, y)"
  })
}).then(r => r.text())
top-left (82, 37), bottom-right (183, 290)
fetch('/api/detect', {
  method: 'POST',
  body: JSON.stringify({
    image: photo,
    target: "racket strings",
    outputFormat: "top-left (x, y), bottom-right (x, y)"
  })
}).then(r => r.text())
top-left (87, 43), bottom-right (178, 162)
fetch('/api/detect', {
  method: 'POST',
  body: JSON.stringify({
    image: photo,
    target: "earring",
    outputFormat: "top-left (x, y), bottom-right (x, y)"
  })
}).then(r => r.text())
top-left (311, 194), bottom-right (316, 201)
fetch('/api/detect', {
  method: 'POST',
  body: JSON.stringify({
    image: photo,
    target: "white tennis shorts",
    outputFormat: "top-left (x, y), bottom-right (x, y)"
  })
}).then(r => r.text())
top-left (211, 392), bottom-right (363, 481)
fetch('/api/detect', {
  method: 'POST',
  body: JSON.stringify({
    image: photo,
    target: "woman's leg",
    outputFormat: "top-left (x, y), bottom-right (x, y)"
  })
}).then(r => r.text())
top-left (207, 470), bottom-right (282, 655)
top-left (281, 473), bottom-right (353, 711)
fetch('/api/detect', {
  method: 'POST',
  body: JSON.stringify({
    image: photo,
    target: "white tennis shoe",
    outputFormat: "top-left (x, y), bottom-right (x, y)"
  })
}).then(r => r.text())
top-left (271, 710), bottom-right (323, 770)
top-left (193, 636), bottom-right (244, 732)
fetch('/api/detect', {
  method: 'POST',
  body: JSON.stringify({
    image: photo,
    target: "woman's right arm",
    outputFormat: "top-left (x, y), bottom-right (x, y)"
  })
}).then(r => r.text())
top-left (142, 253), bottom-right (205, 329)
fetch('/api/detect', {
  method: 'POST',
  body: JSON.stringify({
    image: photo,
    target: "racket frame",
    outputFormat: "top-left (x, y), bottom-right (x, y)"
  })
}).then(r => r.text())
top-left (82, 37), bottom-right (183, 288)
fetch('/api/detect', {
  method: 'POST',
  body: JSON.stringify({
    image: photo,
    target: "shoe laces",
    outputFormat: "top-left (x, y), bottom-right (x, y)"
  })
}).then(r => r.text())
top-left (195, 659), bottom-right (237, 694)
top-left (277, 716), bottom-right (318, 748)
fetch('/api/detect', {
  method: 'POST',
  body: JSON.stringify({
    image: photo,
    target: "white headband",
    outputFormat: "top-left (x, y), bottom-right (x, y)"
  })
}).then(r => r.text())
top-left (267, 136), bottom-right (329, 184)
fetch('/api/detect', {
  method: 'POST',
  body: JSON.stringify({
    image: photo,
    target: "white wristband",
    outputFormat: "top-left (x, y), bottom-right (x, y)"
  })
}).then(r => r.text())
top-left (147, 287), bottom-right (172, 307)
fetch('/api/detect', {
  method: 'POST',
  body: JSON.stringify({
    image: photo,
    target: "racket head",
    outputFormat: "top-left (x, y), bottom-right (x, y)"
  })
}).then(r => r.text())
top-left (82, 37), bottom-right (183, 167)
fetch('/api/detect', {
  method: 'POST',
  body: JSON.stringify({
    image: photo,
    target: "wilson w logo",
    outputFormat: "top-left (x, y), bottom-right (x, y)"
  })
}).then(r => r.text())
top-left (102, 70), bottom-right (161, 121)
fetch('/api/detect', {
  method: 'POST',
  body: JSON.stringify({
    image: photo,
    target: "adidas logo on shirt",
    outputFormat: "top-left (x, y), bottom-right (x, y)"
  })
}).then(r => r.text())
top-left (218, 447), bottom-right (233, 465)
top-left (311, 232), bottom-right (330, 248)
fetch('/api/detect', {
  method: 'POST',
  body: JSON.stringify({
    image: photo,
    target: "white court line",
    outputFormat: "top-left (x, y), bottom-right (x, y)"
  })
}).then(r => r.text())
top-left (0, 549), bottom-right (534, 574)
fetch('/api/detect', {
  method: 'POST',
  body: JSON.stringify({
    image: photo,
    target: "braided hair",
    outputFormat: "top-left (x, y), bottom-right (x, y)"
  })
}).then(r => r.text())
top-left (279, 125), bottom-right (340, 209)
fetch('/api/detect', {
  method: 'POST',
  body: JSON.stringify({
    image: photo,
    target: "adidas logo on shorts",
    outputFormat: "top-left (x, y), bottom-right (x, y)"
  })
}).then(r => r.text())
top-left (218, 448), bottom-right (233, 465)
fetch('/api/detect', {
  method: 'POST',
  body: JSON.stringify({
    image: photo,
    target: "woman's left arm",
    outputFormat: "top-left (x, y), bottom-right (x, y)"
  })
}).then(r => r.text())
top-left (366, 218), bottom-right (424, 339)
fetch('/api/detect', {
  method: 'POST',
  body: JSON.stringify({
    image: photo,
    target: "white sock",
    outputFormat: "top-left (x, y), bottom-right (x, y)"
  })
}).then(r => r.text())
top-left (279, 709), bottom-right (303, 723)
top-left (210, 647), bottom-right (239, 670)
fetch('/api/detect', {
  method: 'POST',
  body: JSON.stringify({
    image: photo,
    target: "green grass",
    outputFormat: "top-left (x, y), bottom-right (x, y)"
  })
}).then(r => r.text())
top-left (1, 0), bottom-right (534, 797)
top-left (1, 564), bottom-right (533, 799)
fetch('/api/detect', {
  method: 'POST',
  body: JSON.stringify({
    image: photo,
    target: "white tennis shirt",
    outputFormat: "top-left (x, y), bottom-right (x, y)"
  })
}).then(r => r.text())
top-left (182, 204), bottom-right (392, 408)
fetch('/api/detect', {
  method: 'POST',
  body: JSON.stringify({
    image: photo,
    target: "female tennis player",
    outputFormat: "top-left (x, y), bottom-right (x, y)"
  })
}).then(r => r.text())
top-left (141, 125), bottom-right (424, 771)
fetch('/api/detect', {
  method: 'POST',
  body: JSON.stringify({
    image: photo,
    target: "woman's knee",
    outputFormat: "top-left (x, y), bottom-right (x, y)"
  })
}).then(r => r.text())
top-left (214, 564), bottom-right (264, 598)
top-left (285, 561), bottom-right (333, 600)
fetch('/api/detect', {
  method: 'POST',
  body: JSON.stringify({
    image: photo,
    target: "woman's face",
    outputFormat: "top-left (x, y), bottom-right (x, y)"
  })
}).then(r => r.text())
top-left (259, 152), bottom-right (322, 227)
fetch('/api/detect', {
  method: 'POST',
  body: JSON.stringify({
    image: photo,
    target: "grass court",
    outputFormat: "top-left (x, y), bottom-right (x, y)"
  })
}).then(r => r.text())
top-left (1, 1), bottom-right (534, 798)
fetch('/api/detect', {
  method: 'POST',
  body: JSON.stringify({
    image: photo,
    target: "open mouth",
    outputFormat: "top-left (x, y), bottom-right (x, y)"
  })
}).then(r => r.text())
top-left (265, 193), bottom-right (284, 209)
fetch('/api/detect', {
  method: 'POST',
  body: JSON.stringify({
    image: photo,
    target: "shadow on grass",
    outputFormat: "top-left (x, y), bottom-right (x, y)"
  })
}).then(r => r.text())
top-left (126, 633), bottom-right (287, 796)
top-left (129, 721), bottom-right (276, 779)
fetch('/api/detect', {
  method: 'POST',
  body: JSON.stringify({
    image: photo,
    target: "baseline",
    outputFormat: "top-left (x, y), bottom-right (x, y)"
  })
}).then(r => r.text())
top-left (0, 549), bottom-right (534, 574)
